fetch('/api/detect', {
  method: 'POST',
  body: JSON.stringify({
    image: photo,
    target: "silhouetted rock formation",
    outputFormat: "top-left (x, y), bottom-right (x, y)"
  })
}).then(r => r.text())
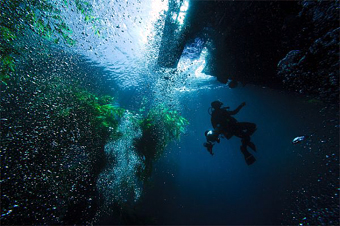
top-left (158, 0), bottom-right (339, 102)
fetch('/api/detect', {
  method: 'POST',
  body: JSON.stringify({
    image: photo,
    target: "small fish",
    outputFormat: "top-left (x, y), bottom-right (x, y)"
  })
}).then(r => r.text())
top-left (292, 135), bottom-right (309, 144)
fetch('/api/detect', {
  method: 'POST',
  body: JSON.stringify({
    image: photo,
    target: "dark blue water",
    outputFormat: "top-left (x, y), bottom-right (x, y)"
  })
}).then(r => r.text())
top-left (136, 84), bottom-right (339, 225)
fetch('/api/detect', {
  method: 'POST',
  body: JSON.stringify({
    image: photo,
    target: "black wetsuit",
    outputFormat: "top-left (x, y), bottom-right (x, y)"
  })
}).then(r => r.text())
top-left (211, 105), bottom-right (256, 139)
top-left (211, 104), bottom-right (257, 165)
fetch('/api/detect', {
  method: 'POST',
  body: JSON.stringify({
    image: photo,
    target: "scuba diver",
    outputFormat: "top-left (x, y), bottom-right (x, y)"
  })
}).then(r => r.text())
top-left (203, 100), bottom-right (257, 165)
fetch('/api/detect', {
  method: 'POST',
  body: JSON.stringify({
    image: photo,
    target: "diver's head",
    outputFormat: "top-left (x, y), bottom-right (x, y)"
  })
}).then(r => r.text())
top-left (211, 100), bottom-right (223, 109)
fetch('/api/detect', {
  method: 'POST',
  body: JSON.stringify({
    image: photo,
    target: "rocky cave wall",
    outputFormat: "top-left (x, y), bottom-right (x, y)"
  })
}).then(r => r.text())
top-left (158, 0), bottom-right (339, 102)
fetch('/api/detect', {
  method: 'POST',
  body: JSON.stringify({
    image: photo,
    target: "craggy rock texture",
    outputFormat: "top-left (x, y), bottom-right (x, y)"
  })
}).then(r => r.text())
top-left (159, 0), bottom-right (339, 102)
top-left (278, 1), bottom-right (339, 102)
top-left (278, 28), bottom-right (339, 101)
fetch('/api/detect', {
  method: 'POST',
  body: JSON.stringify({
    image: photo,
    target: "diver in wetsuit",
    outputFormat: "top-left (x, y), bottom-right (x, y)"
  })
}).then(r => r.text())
top-left (204, 100), bottom-right (257, 165)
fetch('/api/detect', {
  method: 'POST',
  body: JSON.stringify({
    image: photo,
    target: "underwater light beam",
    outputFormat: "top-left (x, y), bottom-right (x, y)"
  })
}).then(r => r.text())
top-left (141, 0), bottom-right (169, 44)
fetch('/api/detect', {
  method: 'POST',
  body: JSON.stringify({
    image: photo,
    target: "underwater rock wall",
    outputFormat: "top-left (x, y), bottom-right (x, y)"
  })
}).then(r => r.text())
top-left (278, 1), bottom-right (339, 102)
top-left (0, 69), bottom-right (105, 224)
top-left (278, 28), bottom-right (339, 102)
top-left (168, 0), bottom-right (339, 101)
top-left (0, 35), bottom-right (122, 224)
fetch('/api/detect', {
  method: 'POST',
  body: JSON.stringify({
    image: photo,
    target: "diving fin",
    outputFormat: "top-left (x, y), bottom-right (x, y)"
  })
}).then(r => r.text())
top-left (245, 154), bottom-right (256, 165)
top-left (240, 145), bottom-right (256, 165)
top-left (248, 142), bottom-right (256, 152)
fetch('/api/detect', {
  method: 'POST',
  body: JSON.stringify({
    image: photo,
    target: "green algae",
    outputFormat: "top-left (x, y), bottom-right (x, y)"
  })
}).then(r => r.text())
top-left (134, 104), bottom-right (189, 181)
